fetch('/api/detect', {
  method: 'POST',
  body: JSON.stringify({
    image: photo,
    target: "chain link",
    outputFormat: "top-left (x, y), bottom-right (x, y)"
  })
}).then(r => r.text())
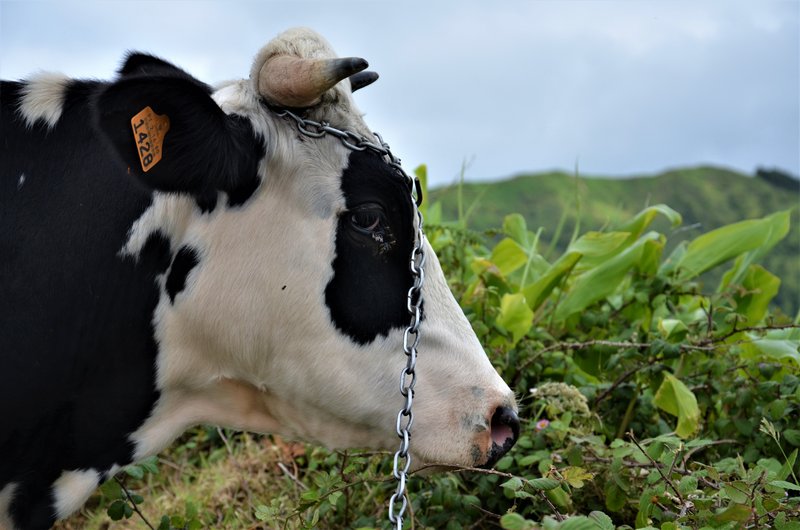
top-left (273, 108), bottom-right (425, 529)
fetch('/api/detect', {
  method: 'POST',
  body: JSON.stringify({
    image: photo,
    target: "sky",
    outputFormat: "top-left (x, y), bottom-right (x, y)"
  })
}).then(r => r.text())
top-left (1, 1), bottom-right (798, 187)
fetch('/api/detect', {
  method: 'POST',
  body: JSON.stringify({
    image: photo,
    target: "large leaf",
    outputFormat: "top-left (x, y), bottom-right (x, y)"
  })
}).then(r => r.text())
top-left (675, 210), bottom-right (790, 280)
top-left (614, 204), bottom-right (682, 244)
top-left (491, 238), bottom-right (529, 277)
top-left (654, 373), bottom-right (700, 438)
top-left (719, 209), bottom-right (793, 291)
top-left (522, 252), bottom-right (582, 311)
top-left (569, 231), bottom-right (632, 258)
top-left (554, 232), bottom-right (664, 321)
top-left (745, 337), bottom-right (800, 366)
top-left (732, 265), bottom-right (781, 326)
top-left (496, 293), bottom-right (534, 345)
top-left (503, 213), bottom-right (530, 248)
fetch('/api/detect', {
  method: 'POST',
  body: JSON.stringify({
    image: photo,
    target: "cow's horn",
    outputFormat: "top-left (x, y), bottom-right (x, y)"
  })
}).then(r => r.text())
top-left (259, 56), bottom-right (368, 107)
top-left (349, 71), bottom-right (379, 92)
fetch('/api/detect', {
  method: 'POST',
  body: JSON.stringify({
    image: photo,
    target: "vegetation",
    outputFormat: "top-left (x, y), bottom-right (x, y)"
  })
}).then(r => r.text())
top-left (428, 165), bottom-right (799, 315)
top-left (58, 165), bottom-right (799, 529)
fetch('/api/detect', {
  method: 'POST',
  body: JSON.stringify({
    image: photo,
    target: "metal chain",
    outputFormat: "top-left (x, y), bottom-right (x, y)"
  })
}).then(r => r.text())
top-left (273, 108), bottom-right (425, 529)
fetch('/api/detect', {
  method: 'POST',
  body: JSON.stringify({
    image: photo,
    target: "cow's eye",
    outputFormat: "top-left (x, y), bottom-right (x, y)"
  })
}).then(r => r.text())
top-left (350, 205), bottom-right (383, 233)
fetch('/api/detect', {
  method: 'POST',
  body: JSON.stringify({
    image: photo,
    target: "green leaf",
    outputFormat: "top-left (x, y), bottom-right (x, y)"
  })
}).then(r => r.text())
top-left (676, 210), bottom-right (790, 280)
top-left (556, 516), bottom-right (597, 530)
top-left (775, 512), bottom-right (800, 530)
top-left (678, 475), bottom-right (698, 494)
top-left (568, 231), bottom-right (632, 260)
top-left (491, 238), bottom-right (529, 276)
top-left (545, 486), bottom-right (572, 510)
top-left (658, 318), bottom-right (689, 341)
top-left (555, 232), bottom-right (664, 321)
top-left (500, 512), bottom-right (536, 530)
top-left (526, 477), bottom-right (560, 491)
top-left (722, 482), bottom-right (749, 504)
top-left (615, 204), bottom-right (682, 243)
top-left (107, 500), bottom-right (127, 521)
top-left (426, 200), bottom-right (443, 225)
top-left (732, 265), bottom-right (781, 326)
top-left (573, 346), bottom-right (613, 377)
top-left (414, 164), bottom-right (428, 213)
top-left (99, 479), bottom-right (123, 500)
top-left (522, 251), bottom-right (581, 311)
top-left (328, 490), bottom-right (343, 505)
top-left (124, 465), bottom-right (144, 480)
top-left (588, 511), bottom-right (614, 530)
top-left (503, 213), bottom-right (530, 247)
top-left (746, 337), bottom-right (800, 365)
top-left (496, 293), bottom-right (534, 345)
top-left (712, 503), bottom-right (753, 524)
top-left (139, 455), bottom-right (159, 474)
top-left (654, 373), bottom-right (700, 438)
top-left (778, 449), bottom-right (798, 482)
top-left (604, 481), bottom-right (627, 512)
top-left (784, 431), bottom-right (800, 447)
top-left (500, 477), bottom-right (524, 491)
top-left (769, 480), bottom-right (800, 491)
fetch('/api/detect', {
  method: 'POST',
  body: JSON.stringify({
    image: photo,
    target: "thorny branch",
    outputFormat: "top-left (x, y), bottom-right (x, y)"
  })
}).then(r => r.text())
top-left (114, 477), bottom-right (156, 530)
top-left (627, 431), bottom-right (686, 506)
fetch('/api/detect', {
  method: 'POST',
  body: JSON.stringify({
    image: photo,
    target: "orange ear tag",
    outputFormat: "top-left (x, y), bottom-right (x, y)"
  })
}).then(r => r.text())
top-left (130, 106), bottom-right (170, 172)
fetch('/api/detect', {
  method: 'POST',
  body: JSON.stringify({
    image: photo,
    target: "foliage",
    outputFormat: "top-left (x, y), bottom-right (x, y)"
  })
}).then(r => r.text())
top-left (428, 165), bottom-right (800, 315)
top-left (58, 167), bottom-right (800, 529)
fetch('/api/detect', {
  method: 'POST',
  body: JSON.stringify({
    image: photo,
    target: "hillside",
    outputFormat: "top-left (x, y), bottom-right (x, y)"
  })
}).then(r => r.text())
top-left (429, 165), bottom-right (799, 314)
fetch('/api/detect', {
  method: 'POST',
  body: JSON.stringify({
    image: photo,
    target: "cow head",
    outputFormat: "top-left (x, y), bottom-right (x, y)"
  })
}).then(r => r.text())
top-left (96, 28), bottom-right (518, 469)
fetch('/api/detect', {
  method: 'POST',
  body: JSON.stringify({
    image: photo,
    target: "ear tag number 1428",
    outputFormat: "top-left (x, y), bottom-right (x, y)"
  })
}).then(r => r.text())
top-left (130, 106), bottom-right (170, 172)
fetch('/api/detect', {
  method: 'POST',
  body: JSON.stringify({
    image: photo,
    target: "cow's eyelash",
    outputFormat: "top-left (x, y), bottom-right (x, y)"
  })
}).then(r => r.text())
top-left (351, 210), bottom-right (381, 231)
top-left (349, 204), bottom-right (385, 234)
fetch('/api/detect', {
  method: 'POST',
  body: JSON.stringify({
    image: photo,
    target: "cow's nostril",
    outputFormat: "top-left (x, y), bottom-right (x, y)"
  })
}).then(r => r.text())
top-left (482, 406), bottom-right (520, 468)
top-left (491, 406), bottom-right (520, 447)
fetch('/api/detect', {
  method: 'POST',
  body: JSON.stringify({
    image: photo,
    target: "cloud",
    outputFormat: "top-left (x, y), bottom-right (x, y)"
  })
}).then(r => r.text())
top-left (1, 1), bottom-right (797, 185)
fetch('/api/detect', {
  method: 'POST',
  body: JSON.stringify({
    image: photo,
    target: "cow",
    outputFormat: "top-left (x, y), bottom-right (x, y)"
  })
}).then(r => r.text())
top-left (0, 28), bottom-right (519, 529)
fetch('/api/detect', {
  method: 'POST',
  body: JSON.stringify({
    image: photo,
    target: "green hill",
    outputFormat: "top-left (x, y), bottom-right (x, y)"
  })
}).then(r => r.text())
top-left (429, 165), bottom-right (799, 314)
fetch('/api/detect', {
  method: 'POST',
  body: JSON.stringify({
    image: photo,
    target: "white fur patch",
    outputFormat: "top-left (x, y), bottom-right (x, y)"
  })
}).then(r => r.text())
top-left (120, 193), bottom-right (196, 257)
top-left (0, 482), bottom-right (18, 530)
top-left (51, 469), bottom-right (100, 520)
top-left (17, 173), bottom-right (26, 190)
top-left (18, 72), bottom-right (70, 129)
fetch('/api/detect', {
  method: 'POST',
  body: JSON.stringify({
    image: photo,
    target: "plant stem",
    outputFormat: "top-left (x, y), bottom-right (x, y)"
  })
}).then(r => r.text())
top-left (616, 384), bottom-right (640, 440)
top-left (627, 431), bottom-right (686, 506)
top-left (114, 477), bottom-right (156, 530)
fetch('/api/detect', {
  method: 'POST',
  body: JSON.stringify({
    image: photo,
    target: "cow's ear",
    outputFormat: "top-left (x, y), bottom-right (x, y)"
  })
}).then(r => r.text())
top-left (94, 72), bottom-right (263, 206)
top-left (117, 52), bottom-right (193, 78)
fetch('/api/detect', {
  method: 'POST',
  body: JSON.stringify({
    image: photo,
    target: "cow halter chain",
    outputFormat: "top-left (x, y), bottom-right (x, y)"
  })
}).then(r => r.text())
top-left (273, 108), bottom-right (425, 530)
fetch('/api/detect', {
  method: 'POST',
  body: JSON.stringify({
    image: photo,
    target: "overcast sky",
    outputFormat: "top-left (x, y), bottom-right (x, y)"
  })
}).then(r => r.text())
top-left (1, 1), bottom-right (798, 187)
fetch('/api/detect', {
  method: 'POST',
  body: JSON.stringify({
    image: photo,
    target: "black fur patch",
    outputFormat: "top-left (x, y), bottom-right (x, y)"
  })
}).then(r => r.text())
top-left (166, 246), bottom-right (200, 303)
top-left (324, 150), bottom-right (415, 344)
top-left (0, 73), bottom-right (167, 529)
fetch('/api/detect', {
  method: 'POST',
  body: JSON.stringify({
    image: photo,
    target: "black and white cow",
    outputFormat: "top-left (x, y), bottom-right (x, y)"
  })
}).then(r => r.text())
top-left (0, 28), bottom-right (518, 529)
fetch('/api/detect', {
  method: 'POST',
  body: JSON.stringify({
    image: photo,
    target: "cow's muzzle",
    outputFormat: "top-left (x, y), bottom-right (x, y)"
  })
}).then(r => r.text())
top-left (481, 406), bottom-right (520, 468)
